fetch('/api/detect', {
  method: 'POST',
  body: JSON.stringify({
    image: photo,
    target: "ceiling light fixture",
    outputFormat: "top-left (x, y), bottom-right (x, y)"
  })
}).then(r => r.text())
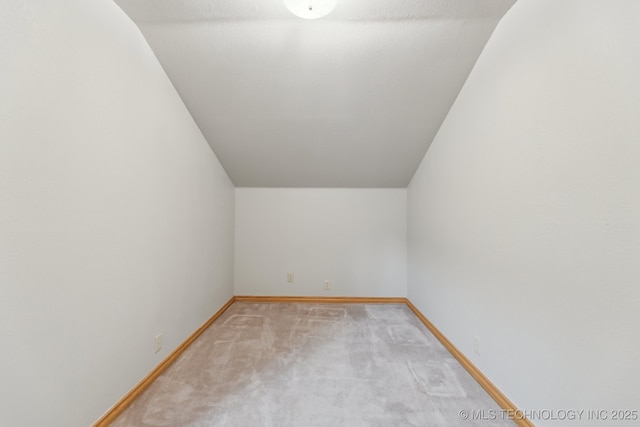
top-left (283, 0), bottom-right (337, 20)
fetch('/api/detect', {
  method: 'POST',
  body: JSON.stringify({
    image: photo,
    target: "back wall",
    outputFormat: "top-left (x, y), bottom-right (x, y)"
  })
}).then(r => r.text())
top-left (235, 188), bottom-right (406, 297)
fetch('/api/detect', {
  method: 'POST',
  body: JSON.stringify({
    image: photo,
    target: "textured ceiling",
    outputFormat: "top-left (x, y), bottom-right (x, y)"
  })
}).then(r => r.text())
top-left (115, 0), bottom-right (515, 187)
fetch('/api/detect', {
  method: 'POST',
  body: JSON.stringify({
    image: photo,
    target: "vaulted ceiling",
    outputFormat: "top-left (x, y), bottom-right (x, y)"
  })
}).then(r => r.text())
top-left (115, 0), bottom-right (515, 187)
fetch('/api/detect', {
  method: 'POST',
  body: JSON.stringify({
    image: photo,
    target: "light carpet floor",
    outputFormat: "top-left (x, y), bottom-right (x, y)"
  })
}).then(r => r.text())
top-left (112, 302), bottom-right (516, 426)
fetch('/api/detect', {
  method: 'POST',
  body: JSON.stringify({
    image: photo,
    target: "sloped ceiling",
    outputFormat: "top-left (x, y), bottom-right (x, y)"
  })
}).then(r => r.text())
top-left (115, 0), bottom-right (515, 187)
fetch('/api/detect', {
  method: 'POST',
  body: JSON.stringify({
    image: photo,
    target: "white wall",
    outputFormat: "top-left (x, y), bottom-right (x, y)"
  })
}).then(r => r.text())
top-left (235, 188), bottom-right (406, 297)
top-left (407, 0), bottom-right (640, 424)
top-left (0, 1), bottom-right (234, 426)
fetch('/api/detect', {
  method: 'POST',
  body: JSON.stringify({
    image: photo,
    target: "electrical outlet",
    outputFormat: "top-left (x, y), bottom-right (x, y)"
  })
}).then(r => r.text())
top-left (473, 336), bottom-right (480, 354)
top-left (287, 273), bottom-right (294, 283)
top-left (155, 334), bottom-right (163, 353)
top-left (324, 280), bottom-right (330, 290)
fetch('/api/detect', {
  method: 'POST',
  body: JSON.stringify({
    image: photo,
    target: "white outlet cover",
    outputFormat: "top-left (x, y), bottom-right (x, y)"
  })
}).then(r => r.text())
top-left (155, 334), bottom-right (163, 353)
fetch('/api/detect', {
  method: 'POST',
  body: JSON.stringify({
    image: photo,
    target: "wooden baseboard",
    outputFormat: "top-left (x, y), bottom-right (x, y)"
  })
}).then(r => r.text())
top-left (92, 296), bottom-right (236, 426)
top-left (234, 295), bottom-right (407, 304)
top-left (404, 299), bottom-right (534, 427)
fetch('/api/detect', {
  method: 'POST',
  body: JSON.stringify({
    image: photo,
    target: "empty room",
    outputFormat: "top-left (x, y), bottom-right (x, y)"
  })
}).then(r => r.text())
top-left (1, 0), bottom-right (639, 426)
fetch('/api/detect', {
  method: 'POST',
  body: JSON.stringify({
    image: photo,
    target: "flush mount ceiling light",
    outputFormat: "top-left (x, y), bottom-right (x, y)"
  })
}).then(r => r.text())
top-left (283, 0), bottom-right (337, 20)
